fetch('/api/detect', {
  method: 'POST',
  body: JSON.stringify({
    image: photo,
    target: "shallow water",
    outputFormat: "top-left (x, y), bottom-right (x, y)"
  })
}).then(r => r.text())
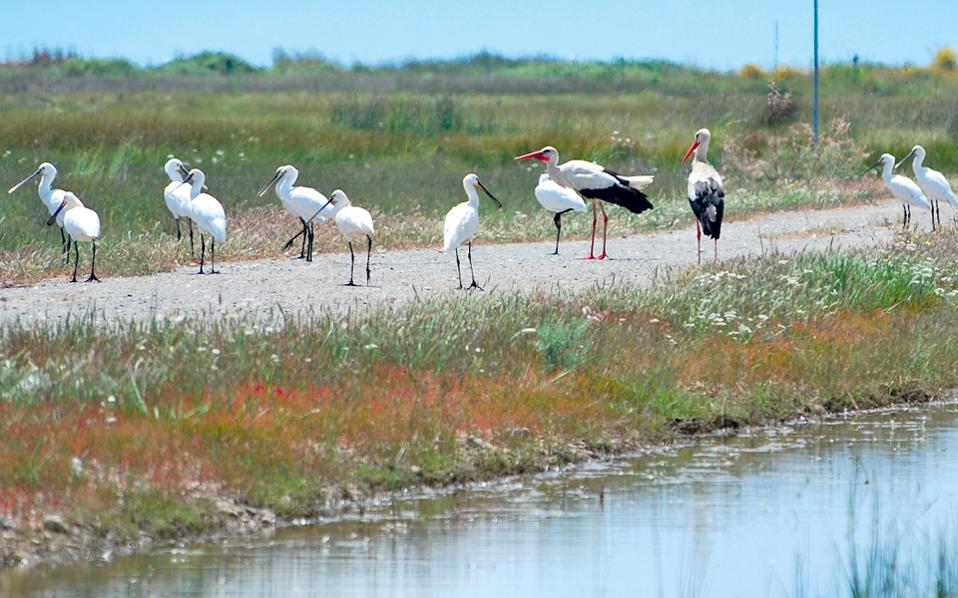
top-left (7, 403), bottom-right (958, 597)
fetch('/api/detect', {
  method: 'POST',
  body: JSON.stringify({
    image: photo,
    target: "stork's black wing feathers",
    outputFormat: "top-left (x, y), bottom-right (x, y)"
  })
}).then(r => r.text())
top-left (579, 168), bottom-right (654, 214)
top-left (689, 180), bottom-right (725, 240)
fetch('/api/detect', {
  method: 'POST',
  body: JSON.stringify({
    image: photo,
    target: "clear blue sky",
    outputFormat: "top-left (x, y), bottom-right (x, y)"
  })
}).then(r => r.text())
top-left (4, 0), bottom-right (957, 69)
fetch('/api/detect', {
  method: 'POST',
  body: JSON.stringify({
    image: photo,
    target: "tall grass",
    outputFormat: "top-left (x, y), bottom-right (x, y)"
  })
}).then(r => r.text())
top-left (3, 231), bottom-right (958, 553)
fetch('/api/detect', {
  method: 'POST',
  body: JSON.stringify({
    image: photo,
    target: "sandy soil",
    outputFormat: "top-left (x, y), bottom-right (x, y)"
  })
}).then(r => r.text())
top-left (0, 201), bottom-right (905, 325)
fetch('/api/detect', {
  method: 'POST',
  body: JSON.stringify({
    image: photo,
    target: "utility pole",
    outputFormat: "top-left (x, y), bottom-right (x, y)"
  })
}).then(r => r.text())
top-left (813, 0), bottom-right (820, 145)
top-left (774, 21), bottom-right (779, 70)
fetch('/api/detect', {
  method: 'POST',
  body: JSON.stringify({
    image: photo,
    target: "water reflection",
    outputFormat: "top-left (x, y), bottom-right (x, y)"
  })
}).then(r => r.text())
top-left (6, 403), bottom-right (958, 597)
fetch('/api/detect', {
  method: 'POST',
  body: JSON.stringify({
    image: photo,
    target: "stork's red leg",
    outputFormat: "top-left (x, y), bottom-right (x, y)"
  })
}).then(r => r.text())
top-left (597, 203), bottom-right (609, 259)
top-left (697, 221), bottom-right (702, 265)
top-left (579, 200), bottom-right (597, 260)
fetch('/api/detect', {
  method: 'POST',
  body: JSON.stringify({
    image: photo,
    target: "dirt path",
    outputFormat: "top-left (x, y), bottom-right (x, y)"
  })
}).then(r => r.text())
top-left (0, 201), bottom-right (904, 326)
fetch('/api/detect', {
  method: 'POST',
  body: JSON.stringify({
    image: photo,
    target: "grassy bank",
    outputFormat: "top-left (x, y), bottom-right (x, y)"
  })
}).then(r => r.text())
top-left (3, 228), bottom-right (958, 565)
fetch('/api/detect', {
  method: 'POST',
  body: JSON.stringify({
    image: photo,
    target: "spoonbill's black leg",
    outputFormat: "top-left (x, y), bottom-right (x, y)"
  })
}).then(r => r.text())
top-left (209, 238), bottom-right (219, 274)
top-left (198, 234), bottom-right (206, 274)
top-left (188, 220), bottom-right (195, 259)
top-left (175, 218), bottom-right (182, 240)
top-left (365, 235), bottom-right (372, 285)
top-left (345, 241), bottom-right (357, 286)
top-left (306, 221), bottom-right (314, 262)
top-left (467, 241), bottom-right (483, 291)
top-left (299, 218), bottom-right (307, 259)
top-left (70, 240), bottom-right (79, 283)
top-left (455, 248), bottom-right (463, 290)
top-left (86, 242), bottom-right (100, 282)
top-left (552, 208), bottom-right (573, 255)
top-left (61, 228), bottom-right (70, 264)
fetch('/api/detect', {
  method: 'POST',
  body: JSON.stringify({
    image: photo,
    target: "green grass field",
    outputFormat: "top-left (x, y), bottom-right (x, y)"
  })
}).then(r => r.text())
top-left (4, 52), bottom-right (958, 568)
top-left (4, 52), bottom-right (957, 281)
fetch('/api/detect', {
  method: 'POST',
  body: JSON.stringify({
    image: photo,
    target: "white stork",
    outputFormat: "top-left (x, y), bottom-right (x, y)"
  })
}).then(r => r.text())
top-left (442, 174), bottom-right (503, 290)
top-left (682, 128), bottom-right (725, 263)
top-left (533, 173), bottom-right (587, 255)
top-left (896, 145), bottom-right (958, 229)
top-left (515, 146), bottom-right (653, 260)
top-left (866, 154), bottom-right (932, 230)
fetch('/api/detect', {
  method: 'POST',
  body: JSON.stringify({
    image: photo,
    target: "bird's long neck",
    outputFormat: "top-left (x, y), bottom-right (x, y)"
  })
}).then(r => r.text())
top-left (276, 177), bottom-right (293, 198)
top-left (694, 140), bottom-right (710, 163)
top-left (38, 171), bottom-right (55, 198)
top-left (190, 179), bottom-right (204, 199)
top-left (165, 163), bottom-right (183, 182)
top-left (464, 185), bottom-right (480, 207)
top-left (913, 151), bottom-right (925, 171)
top-left (881, 160), bottom-right (895, 181)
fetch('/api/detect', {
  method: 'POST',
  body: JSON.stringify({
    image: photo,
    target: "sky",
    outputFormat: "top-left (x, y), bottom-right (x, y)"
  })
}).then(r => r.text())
top-left (3, 0), bottom-right (958, 69)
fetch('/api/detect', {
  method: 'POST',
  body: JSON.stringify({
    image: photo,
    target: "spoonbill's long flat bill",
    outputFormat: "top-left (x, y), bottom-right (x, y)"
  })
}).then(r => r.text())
top-left (309, 190), bottom-right (375, 286)
top-left (9, 162), bottom-right (73, 261)
top-left (443, 174), bottom-right (502, 290)
top-left (515, 146), bottom-right (653, 260)
top-left (258, 165), bottom-right (330, 262)
top-left (163, 158), bottom-right (195, 257)
top-left (46, 192), bottom-right (101, 282)
top-left (896, 145), bottom-right (958, 228)
top-left (866, 154), bottom-right (932, 230)
top-left (682, 128), bottom-right (725, 264)
top-left (180, 169), bottom-right (227, 274)
top-left (534, 173), bottom-right (587, 255)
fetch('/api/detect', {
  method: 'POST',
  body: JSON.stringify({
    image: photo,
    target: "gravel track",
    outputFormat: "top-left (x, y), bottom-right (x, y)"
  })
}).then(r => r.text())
top-left (0, 201), bottom-right (904, 326)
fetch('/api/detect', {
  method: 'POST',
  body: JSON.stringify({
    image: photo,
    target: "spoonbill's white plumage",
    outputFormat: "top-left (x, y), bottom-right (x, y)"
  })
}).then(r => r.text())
top-left (163, 158), bottom-right (196, 256)
top-left (311, 190), bottom-right (375, 286)
top-left (896, 145), bottom-right (958, 228)
top-left (868, 153), bottom-right (932, 230)
top-left (46, 192), bottom-right (101, 282)
top-left (181, 169), bottom-right (226, 274)
top-left (534, 173), bottom-right (587, 255)
top-left (682, 128), bottom-right (726, 263)
top-left (258, 165), bottom-right (330, 261)
top-left (442, 173), bottom-right (503, 290)
top-left (515, 146), bottom-right (653, 260)
top-left (8, 162), bottom-right (73, 259)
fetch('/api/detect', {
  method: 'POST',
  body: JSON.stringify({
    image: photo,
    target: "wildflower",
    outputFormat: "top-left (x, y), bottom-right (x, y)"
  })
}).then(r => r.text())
top-left (364, 343), bottom-right (379, 350)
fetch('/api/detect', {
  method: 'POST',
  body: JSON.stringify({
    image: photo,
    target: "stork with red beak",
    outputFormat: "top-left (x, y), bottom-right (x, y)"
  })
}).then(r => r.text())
top-left (682, 129), bottom-right (725, 264)
top-left (515, 146), bottom-right (654, 259)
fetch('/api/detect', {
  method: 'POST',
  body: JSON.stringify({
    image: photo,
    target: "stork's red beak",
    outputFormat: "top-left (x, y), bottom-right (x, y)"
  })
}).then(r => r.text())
top-left (515, 150), bottom-right (548, 162)
top-left (682, 142), bottom-right (700, 163)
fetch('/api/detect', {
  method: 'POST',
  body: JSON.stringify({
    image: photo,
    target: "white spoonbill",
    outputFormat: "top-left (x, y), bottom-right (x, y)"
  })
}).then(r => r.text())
top-left (442, 174), bottom-right (503, 290)
top-left (257, 165), bottom-right (330, 262)
top-left (515, 146), bottom-right (653, 260)
top-left (8, 162), bottom-right (73, 260)
top-left (46, 192), bottom-right (101, 282)
top-left (534, 173), bottom-right (587, 255)
top-left (163, 158), bottom-right (196, 257)
top-left (866, 154), bottom-right (932, 230)
top-left (895, 145), bottom-right (958, 229)
top-left (180, 169), bottom-right (227, 274)
top-left (309, 190), bottom-right (375, 286)
top-left (682, 128), bottom-right (726, 264)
